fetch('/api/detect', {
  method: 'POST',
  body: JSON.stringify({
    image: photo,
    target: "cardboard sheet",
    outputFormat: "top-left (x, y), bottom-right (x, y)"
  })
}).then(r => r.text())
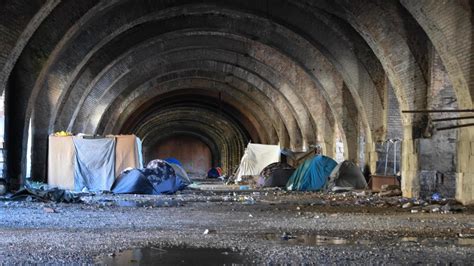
top-left (115, 135), bottom-right (141, 177)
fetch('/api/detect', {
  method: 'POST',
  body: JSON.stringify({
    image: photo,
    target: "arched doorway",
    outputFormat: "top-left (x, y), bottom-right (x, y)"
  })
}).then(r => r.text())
top-left (151, 135), bottom-right (212, 177)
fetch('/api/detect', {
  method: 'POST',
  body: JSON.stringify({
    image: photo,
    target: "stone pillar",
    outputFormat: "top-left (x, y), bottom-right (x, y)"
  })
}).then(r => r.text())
top-left (456, 127), bottom-right (474, 205)
top-left (324, 139), bottom-right (334, 158)
top-left (5, 82), bottom-right (27, 190)
top-left (365, 141), bottom-right (377, 175)
top-left (401, 125), bottom-right (420, 198)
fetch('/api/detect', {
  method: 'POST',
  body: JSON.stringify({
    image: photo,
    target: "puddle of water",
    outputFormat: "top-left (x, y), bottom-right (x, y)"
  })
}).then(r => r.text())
top-left (115, 200), bottom-right (181, 208)
top-left (98, 247), bottom-right (246, 265)
top-left (263, 233), bottom-right (360, 246)
top-left (262, 233), bottom-right (474, 247)
top-left (458, 238), bottom-right (474, 246)
top-left (95, 199), bottom-right (182, 208)
top-left (401, 236), bottom-right (474, 246)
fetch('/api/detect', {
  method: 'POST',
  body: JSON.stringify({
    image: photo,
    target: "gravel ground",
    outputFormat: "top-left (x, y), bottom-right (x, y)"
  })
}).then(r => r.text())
top-left (0, 186), bottom-right (473, 265)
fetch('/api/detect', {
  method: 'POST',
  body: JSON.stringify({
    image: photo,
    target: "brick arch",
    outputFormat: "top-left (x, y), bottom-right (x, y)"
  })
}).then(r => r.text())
top-left (3, 0), bottom-right (469, 201)
top-left (104, 81), bottom-right (278, 145)
top-left (134, 105), bottom-right (250, 173)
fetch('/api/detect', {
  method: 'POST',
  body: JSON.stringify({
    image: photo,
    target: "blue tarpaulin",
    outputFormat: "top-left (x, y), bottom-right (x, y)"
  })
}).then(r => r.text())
top-left (286, 155), bottom-right (338, 191)
top-left (73, 137), bottom-right (116, 192)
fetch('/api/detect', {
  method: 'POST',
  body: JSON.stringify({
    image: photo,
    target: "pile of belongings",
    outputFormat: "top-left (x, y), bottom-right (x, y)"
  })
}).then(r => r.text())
top-left (207, 167), bottom-right (223, 178)
top-left (53, 131), bottom-right (73, 137)
top-left (10, 187), bottom-right (82, 203)
top-left (258, 162), bottom-right (295, 187)
top-left (325, 160), bottom-right (368, 192)
top-left (287, 155), bottom-right (338, 191)
top-left (111, 159), bottom-right (191, 195)
top-left (234, 143), bottom-right (281, 182)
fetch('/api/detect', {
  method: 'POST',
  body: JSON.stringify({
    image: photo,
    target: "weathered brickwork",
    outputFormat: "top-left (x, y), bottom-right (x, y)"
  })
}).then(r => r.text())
top-left (0, 0), bottom-right (472, 203)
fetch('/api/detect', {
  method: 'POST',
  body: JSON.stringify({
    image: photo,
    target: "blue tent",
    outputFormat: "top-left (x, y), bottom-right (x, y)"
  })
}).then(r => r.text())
top-left (112, 159), bottom-right (188, 195)
top-left (286, 155), bottom-right (338, 191)
top-left (164, 157), bottom-right (183, 167)
top-left (207, 168), bottom-right (220, 178)
top-left (111, 169), bottom-right (158, 194)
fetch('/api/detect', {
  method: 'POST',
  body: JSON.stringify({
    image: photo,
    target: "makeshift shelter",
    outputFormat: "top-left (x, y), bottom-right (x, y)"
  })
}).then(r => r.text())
top-left (235, 143), bottom-right (280, 182)
top-left (147, 159), bottom-right (190, 194)
top-left (258, 162), bottom-right (295, 187)
top-left (48, 135), bottom-right (143, 191)
top-left (111, 159), bottom-right (187, 195)
top-left (326, 161), bottom-right (368, 191)
top-left (164, 157), bottom-right (183, 167)
top-left (286, 155), bottom-right (338, 191)
top-left (207, 167), bottom-right (221, 178)
top-left (48, 136), bottom-right (75, 190)
top-left (111, 169), bottom-right (159, 195)
top-left (169, 163), bottom-right (192, 185)
top-left (115, 135), bottom-right (144, 177)
top-left (73, 137), bottom-right (116, 192)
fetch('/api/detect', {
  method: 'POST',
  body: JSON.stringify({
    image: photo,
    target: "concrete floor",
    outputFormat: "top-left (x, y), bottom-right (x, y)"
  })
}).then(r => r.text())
top-left (0, 181), bottom-right (473, 264)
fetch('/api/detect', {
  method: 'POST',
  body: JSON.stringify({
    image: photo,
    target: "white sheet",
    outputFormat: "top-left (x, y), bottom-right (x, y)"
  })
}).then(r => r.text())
top-left (236, 143), bottom-right (280, 181)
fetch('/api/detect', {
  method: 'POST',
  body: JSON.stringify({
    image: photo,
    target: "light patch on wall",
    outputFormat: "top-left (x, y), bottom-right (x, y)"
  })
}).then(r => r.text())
top-left (88, 104), bottom-right (108, 132)
top-left (46, 74), bottom-right (67, 107)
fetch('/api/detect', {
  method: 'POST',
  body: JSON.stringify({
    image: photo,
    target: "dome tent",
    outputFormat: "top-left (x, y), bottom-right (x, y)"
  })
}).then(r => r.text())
top-left (168, 162), bottom-right (192, 185)
top-left (325, 161), bottom-right (368, 191)
top-left (207, 167), bottom-right (222, 178)
top-left (164, 157), bottom-right (183, 167)
top-left (286, 155), bottom-right (338, 191)
top-left (111, 159), bottom-right (189, 194)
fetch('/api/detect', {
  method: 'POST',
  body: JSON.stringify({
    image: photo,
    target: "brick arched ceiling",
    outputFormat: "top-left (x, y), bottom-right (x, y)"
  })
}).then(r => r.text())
top-left (2, 0), bottom-right (471, 181)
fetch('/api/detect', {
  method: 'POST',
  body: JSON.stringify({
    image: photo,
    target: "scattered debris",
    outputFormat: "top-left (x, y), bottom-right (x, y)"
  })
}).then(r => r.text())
top-left (379, 189), bottom-right (402, 197)
top-left (203, 229), bottom-right (216, 235)
top-left (242, 196), bottom-right (256, 205)
top-left (431, 192), bottom-right (442, 202)
top-left (9, 187), bottom-right (83, 203)
top-left (378, 184), bottom-right (402, 197)
top-left (441, 203), bottom-right (465, 213)
top-left (43, 207), bottom-right (57, 213)
top-left (0, 179), bottom-right (7, 196)
top-left (422, 204), bottom-right (441, 213)
top-left (280, 232), bottom-right (296, 240)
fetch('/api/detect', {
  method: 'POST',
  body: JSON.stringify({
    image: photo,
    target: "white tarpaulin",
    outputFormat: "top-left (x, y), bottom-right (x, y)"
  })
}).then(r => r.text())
top-left (236, 143), bottom-right (280, 181)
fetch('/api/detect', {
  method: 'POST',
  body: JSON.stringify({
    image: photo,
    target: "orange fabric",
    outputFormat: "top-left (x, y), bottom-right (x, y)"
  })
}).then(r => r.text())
top-left (48, 136), bottom-right (75, 189)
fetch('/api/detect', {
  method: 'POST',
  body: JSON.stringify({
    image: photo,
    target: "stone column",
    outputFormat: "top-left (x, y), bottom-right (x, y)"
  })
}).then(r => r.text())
top-left (456, 127), bottom-right (474, 205)
top-left (401, 125), bottom-right (420, 198)
top-left (365, 141), bottom-right (377, 175)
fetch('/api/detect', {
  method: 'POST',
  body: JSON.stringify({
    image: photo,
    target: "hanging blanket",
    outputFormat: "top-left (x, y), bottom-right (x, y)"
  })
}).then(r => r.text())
top-left (73, 137), bottom-right (116, 192)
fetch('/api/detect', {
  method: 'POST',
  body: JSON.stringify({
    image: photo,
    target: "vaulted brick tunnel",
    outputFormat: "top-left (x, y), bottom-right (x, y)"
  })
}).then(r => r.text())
top-left (1, 0), bottom-right (473, 204)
